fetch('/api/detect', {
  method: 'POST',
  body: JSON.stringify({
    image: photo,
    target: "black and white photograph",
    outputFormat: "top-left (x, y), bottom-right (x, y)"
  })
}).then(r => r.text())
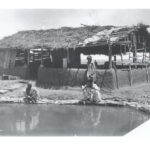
top-left (0, 7), bottom-right (150, 138)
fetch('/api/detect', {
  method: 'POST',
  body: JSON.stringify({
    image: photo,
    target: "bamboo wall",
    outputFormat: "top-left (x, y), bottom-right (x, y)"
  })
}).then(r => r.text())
top-left (37, 67), bottom-right (150, 90)
top-left (37, 68), bottom-right (117, 89)
top-left (0, 49), bottom-right (16, 69)
top-left (0, 49), bottom-right (30, 79)
top-left (115, 68), bottom-right (150, 88)
top-left (0, 66), bottom-right (29, 79)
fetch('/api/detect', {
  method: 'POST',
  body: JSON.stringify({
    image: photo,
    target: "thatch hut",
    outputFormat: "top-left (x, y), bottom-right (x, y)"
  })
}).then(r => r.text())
top-left (0, 24), bottom-right (149, 69)
top-left (0, 24), bottom-right (150, 88)
top-left (0, 24), bottom-right (149, 67)
top-left (0, 25), bottom-right (115, 69)
top-left (77, 24), bottom-right (150, 68)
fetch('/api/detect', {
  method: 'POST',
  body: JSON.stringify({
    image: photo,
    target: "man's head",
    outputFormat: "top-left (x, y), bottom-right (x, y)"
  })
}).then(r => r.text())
top-left (87, 55), bottom-right (92, 63)
top-left (86, 76), bottom-right (94, 87)
top-left (27, 83), bottom-right (32, 90)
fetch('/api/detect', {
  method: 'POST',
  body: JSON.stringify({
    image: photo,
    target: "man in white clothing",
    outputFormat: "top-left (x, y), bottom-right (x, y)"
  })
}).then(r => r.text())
top-left (82, 77), bottom-right (101, 102)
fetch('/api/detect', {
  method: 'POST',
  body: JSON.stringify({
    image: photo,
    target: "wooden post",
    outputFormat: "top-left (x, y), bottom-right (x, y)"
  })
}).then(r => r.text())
top-left (108, 43), bottom-right (112, 69)
top-left (25, 49), bottom-right (30, 66)
top-left (120, 53), bottom-right (123, 66)
top-left (129, 44), bottom-right (131, 61)
top-left (129, 63), bottom-right (132, 86)
top-left (146, 64), bottom-right (149, 82)
top-left (40, 47), bottom-right (44, 67)
top-left (114, 55), bottom-right (117, 66)
top-left (120, 45), bottom-right (123, 66)
top-left (113, 64), bottom-right (119, 89)
top-left (144, 41), bottom-right (147, 62)
top-left (133, 49), bottom-right (137, 63)
top-left (142, 42), bottom-right (146, 63)
top-left (142, 51), bottom-right (145, 63)
top-left (124, 44), bottom-right (126, 54)
top-left (115, 70), bottom-right (119, 89)
top-left (133, 32), bottom-right (137, 63)
top-left (128, 34), bottom-right (132, 61)
top-left (66, 48), bottom-right (70, 68)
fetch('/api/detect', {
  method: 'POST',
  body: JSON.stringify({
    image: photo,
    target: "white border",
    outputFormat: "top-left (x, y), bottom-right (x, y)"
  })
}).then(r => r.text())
top-left (0, 0), bottom-right (149, 9)
top-left (0, 0), bottom-right (150, 150)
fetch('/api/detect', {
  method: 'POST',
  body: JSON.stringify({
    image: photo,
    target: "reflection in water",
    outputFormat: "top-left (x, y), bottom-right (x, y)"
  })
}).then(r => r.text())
top-left (0, 104), bottom-right (40, 135)
top-left (0, 104), bottom-right (149, 136)
top-left (81, 106), bottom-right (102, 127)
top-left (16, 108), bottom-right (40, 135)
top-left (16, 121), bottom-right (25, 134)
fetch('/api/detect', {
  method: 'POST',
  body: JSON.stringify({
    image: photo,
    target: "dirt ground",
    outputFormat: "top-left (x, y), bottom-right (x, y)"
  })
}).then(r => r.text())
top-left (0, 79), bottom-right (150, 105)
top-left (111, 83), bottom-right (150, 104)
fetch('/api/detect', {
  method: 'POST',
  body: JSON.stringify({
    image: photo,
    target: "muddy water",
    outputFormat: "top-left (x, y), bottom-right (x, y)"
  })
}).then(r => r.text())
top-left (0, 104), bottom-right (149, 136)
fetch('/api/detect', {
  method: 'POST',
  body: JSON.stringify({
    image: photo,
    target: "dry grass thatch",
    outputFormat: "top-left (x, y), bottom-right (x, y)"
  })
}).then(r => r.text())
top-left (0, 25), bottom-right (114, 50)
top-left (0, 24), bottom-right (149, 52)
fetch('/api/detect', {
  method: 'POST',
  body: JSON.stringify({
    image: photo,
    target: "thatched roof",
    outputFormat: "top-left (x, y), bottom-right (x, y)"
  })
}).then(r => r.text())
top-left (78, 26), bottom-right (134, 47)
top-left (0, 24), bottom-right (149, 55)
top-left (80, 24), bottom-right (150, 46)
top-left (0, 25), bottom-right (113, 50)
top-left (76, 24), bottom-right (150, 55)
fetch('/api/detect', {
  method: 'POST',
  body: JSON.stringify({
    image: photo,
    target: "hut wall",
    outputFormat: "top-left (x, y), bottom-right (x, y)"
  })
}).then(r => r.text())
top-left (0, 49), bottom-right (29, 79)
top-left (0, 66), bottom-right (29, 79)
top-left (96, 69), bottom-right (117, 90)
top-left (117, 70), bottom-right (130, 87)
top-left (51, 49), bottom-right (64, 68)
top-left (132, 68), bottom-right (147, 84)
top-left (37, 67), bottom-right (117, 89)
top-left (115, 69), bottom-right (148, 88)
top-left (7, 66), bottom-right (29, 79)
top-left (0, 49), bottom-right (16, 69)
top-left (37, 67), bottom-right (150, 90)
top-left (69, 50), bottom-right (81, 68)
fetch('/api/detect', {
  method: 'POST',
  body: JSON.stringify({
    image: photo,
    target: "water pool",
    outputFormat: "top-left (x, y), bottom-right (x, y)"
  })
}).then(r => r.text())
top-left (0, 104), bottom-right (149, 136)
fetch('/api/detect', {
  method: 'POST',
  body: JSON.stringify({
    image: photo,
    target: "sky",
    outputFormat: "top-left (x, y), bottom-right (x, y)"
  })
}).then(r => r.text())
top-left (1, 9), bottom-right (150, 39)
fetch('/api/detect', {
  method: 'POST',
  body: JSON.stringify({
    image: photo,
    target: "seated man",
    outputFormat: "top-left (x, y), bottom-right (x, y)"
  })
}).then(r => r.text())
top-left (23, 83), bottom-right (39, 104)
top-left (82, 77), bottom-right (102, 102)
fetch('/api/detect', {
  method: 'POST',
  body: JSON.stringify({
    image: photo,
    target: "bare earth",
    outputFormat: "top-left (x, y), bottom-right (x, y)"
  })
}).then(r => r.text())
top-left (0, 80), bottom-right (150, 113)
top-left (0, 79), bottom-right (150, 102)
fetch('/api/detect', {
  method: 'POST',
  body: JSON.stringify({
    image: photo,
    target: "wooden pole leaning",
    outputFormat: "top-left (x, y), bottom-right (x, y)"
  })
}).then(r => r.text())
top-left (108, 42), bottom-right (112, 69)
top-left (146, 64), bottom-right (149, 83)
top-left (129, 63), bottom-right (132, 86)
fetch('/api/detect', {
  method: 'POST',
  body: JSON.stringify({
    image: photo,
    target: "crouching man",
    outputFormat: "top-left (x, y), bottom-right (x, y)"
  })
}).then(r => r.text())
top-left (23, 83), bottom-right (39, 104)
top-left (82, 77), bottom-right (102, 103)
